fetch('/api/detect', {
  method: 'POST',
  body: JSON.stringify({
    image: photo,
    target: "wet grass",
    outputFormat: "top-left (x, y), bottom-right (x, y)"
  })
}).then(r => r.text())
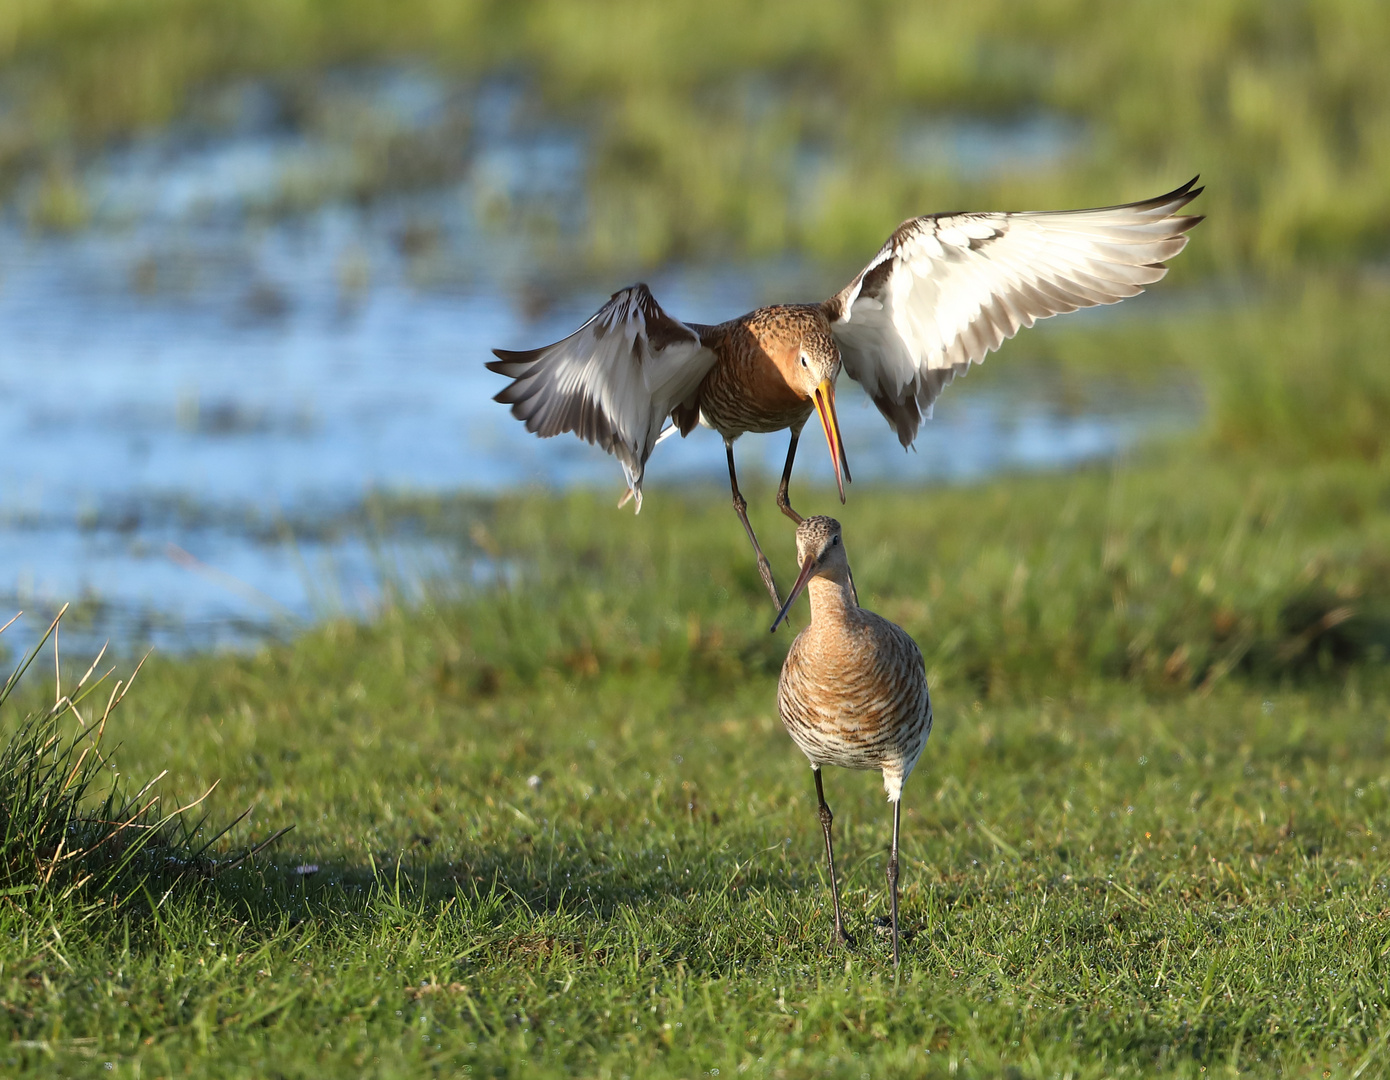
top-left (3, 422), bottom-right (1389, 1075)
top-left (2, 0), bottom-right (1388, 270)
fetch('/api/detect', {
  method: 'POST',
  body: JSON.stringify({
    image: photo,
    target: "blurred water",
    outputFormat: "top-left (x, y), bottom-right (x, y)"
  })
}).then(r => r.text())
top-left (900, 113), bottom-right (1086, 177)
top-left (0, 71), bottom-right (1200, 658)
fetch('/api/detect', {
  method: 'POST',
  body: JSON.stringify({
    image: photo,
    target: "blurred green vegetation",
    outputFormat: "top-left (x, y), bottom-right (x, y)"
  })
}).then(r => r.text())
top-left (1013, 271), bottom-right (1390, 464)
top-left (3, 0), bottom-right (1389, 269)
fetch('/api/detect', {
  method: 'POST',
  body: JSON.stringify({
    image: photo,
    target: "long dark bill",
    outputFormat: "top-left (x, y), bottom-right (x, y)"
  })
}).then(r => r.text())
top-left (770, 553), bottom-right (818, 633)
top-left (812, 379), bottom-right (847, 504)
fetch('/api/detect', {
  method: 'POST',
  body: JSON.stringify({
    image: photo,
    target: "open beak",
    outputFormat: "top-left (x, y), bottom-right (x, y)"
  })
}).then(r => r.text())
top-left (770, 553), bottom-right (818, 633)
top-left (812, 379), bottom-right (848, 504)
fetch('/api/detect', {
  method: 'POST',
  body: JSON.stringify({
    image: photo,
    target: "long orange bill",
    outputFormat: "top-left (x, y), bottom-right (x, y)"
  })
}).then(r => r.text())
top-left (812, 379), bottom-right (847, 504)
top-left (770, 553), bottom-right (818, 633)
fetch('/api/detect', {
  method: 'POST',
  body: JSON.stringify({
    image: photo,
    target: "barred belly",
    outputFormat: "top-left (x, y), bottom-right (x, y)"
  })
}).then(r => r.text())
top-left (697, 358), bottom-right (814, 438)
top-left (777, 616), bottom-right (932, 801)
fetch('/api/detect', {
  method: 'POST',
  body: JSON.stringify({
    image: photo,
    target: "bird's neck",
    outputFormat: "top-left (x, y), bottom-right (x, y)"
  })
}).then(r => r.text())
top-left (807, 572), bottom-right (857, 622)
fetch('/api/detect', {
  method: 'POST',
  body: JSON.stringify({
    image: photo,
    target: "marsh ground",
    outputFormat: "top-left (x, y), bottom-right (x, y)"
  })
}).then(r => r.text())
top-left (4, 415), bottom-right (1390, 1076)
top-left (3, 2), bottom-right (1390, 1076)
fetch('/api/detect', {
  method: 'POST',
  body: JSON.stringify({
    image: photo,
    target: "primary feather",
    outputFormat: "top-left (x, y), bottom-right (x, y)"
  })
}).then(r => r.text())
top-left (822, 177), bottom-right (1204, 446)
top-left (487, 284), bottom-right (715, 510)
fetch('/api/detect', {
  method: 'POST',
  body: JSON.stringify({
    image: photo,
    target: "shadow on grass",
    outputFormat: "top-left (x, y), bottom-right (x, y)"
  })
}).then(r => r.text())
top-left (191, 845), bottom-right (1345, 1072)
top-left (210, 836), bottom-right (791, 927)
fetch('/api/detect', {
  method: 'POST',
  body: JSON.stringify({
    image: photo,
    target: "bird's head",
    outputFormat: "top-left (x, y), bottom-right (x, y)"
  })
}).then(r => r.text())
top-left (790, 320), bottom-right (849, 503)
top-left (791, 327), bottom-right (841, 393)
top-left (770, 515), bottom-right (849, 632)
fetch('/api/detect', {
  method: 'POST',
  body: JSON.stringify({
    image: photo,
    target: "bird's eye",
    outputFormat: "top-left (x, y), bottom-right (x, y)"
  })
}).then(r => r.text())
top-left (832, 535), bottom-right (840, 546)
top-left (800, 355), bottom-right (809, 368)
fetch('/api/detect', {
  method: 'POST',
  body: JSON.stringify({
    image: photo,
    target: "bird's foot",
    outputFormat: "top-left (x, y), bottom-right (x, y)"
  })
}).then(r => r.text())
top-left (873, 916), bottom-right (915, 944)
top-left (873, 916), bottom-right (902, 967)
top-left (834, 925), bottom-right (856, 949)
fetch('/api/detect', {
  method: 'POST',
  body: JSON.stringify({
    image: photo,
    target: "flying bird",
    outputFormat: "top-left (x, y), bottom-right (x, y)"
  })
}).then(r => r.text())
top-left (488, 178), bottom-right (1203, 606)
top-left (772, 515), bottom-right (932, 967)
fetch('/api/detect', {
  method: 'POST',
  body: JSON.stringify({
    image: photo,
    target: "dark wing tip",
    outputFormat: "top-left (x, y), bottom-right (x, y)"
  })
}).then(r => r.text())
top-left (1153, 177), bottom-right (1204, 213)
top-left (615, 281), bottom-right (651, 301)
top-left (488, 347), bottom-right (545, 378)
top-left (1159, 176), bottom-right (1201, 201)
top-left (1162, 214), bottom-right (1206, 240)
top-left (1071, 175), bottom-right (1205, 218)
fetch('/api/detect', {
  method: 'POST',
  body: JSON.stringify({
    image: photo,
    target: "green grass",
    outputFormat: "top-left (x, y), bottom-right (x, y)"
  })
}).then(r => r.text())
top-left (2, 0), bottom-right (1388, 270)
top-left (0, 613), bottom-right (302, 918)
top-left (3, 421), bottom-right (1389, 1076)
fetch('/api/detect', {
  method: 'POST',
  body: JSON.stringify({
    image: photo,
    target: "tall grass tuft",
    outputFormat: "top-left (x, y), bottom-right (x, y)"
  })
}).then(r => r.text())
top-left (0, 607), bottom-right (288, 913)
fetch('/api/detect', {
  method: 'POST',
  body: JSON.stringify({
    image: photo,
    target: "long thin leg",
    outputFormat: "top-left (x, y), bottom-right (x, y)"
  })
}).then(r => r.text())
top-left (886, 798), bottom-right (902, 968)
top-left (777, 427), bottom-right (858, 604)
top-left (814, 768), bottom-right (853, 947)
top-left (775, 429), bottom-right (803, 524)
top-left (726, 441), bottom-right (780, 607)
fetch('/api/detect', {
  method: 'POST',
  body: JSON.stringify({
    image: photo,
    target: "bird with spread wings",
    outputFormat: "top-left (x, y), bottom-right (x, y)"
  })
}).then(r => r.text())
top-left (489, 178), bottom-right (1203, 607)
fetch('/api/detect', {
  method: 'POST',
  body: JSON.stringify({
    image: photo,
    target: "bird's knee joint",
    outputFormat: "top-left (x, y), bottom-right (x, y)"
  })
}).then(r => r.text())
top-left (776, 493), bottom-right (803, 524)
top-left (818, 804), bottom-right (834, 828)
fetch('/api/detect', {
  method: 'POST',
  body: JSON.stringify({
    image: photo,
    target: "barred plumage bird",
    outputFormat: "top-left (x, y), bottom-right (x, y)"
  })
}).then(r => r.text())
top-left (489, 178), bottom-right (1203, 607)
top-left (772, 515), bottom-right (932, 966)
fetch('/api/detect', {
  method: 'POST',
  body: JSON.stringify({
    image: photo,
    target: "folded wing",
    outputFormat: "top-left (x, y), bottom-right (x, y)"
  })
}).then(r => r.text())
top-left (822, 177), bottom-right (1204, 447)
top-left (487, 284), bottom-right (716, 510)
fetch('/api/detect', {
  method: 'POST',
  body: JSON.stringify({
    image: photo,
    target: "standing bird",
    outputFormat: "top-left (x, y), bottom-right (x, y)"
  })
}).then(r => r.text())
top-left (772, 515), bottom-right (931, 967)
top-left (489, 179), bottom-right (1203, 606)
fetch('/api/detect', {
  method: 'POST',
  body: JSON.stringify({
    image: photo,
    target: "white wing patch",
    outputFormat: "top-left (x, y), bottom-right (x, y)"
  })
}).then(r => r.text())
top-left (824, 178), bottom-right (1204, 447)
top-left (488, 285), bottom-right (716, 510)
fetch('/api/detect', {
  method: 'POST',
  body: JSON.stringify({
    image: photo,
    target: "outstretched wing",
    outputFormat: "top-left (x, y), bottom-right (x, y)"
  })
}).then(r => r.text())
top-left (822, 177), bottom-right (1204, 447)
top-left (488, 284), bottom-right (716, 510)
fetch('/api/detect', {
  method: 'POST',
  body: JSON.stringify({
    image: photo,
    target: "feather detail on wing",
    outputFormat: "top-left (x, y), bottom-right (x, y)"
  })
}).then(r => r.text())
top-left (487, 284), bottom-right (716, 511)
top-left (822, 177), bottom-right (1204, 447)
